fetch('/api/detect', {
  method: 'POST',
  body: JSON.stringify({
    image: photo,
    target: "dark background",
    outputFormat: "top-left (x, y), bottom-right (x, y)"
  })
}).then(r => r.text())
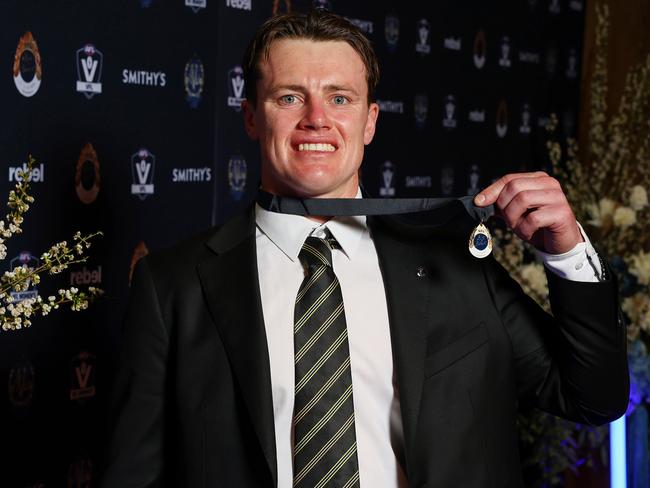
top-left (0, 0), bottom-right (585, 485)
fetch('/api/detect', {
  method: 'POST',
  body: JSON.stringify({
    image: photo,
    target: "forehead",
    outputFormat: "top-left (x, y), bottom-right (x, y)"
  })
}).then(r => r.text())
top-left (259, 38), bottom-right (367, 90)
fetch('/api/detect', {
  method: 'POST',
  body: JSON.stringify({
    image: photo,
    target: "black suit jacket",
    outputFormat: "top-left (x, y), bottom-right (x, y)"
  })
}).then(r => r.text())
top-left (101, 206), bottom-right (629, 488)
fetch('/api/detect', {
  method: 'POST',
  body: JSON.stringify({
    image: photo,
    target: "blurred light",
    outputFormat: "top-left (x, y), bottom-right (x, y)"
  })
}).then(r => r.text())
top-left (610, 415), bottom-right (627, 488)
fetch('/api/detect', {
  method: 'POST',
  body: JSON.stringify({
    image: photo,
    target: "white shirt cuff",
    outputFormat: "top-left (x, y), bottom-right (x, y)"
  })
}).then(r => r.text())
top-left (534, 222), bottom-right (603, 283)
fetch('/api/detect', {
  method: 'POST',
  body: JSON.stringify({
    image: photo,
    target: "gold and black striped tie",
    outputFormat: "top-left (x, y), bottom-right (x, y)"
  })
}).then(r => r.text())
top-left (293, 236), bottom-right (360, 488)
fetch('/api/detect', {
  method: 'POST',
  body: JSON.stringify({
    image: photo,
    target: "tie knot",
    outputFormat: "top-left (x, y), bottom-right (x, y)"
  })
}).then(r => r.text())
top-left (299, 236), bottom-right (333, 269)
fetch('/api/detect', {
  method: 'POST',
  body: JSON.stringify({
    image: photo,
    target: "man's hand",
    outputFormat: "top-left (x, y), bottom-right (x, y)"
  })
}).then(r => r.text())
top-left (474, 171), bottom-right (583, 254)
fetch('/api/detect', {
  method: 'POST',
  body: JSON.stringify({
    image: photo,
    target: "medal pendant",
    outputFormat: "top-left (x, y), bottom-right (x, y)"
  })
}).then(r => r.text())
top-left (468, 222), bottom-right (492, 258)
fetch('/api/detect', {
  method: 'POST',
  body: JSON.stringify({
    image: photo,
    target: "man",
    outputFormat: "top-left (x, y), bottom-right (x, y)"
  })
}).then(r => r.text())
top-left (102, 10), bottom-right (628, 488)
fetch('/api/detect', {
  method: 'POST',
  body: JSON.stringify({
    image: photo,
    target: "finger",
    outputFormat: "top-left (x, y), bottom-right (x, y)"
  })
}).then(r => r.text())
top-left (495, 175), bottom-right (562, 212)
top-left (500, 188), bottom-right (566, 229)
top-left (514, 205), bottom-right (580, 252)
top-left (513, 207), bottom-right (559, 242)
top-left (474, 171), bottom-right (548, 206)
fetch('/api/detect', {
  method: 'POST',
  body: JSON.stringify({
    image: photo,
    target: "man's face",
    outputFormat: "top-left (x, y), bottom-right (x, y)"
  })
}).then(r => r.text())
top-left (243, 39), bottom-right (379, 198)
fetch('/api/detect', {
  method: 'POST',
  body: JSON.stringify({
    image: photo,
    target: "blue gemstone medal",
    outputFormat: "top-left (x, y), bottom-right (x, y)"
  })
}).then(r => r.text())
top-left (469, 221), bottom-right (492, 258)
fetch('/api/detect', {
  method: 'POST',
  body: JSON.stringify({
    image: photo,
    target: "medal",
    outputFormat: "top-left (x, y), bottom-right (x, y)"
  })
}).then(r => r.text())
top-left (468, 221), bottom-right (492, 258)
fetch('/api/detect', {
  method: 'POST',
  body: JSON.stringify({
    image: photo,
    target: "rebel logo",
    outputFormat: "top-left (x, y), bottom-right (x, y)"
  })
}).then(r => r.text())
top-left (70, 265), bottom-right (102, 286)
top-left (9, 162), bottom-right (44, 182)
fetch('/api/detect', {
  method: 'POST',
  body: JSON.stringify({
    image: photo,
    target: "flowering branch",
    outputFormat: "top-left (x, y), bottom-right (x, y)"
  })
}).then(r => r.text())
top-left (0, 156), bottom-right (104, 331)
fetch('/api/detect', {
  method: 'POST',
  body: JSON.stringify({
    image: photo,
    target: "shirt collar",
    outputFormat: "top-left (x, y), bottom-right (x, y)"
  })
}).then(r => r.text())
top-left (255, 188), bottom-right (367, 262)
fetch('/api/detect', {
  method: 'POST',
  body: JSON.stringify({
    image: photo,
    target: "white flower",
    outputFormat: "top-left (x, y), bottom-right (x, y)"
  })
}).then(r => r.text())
top-left (586, 197), bottom-right (617, 227)
top-left (628, 251), bottom-right (650, 285)
top-left (613, 206), bottom-right (636, 228)
top-left (629, 185), bottom-right (648, 211)
top-left (622, 293), bottom-right (650, 325)
top-left (520, 263), bottom-right (548, 298)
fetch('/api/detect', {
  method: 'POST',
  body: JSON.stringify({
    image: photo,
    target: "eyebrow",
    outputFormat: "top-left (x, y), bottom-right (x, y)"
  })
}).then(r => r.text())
top-left (269, 84), bottom-right (360, 96)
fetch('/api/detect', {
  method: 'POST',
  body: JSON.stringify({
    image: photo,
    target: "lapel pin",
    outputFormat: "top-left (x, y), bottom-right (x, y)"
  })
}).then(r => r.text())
top-left (468, 221), bottom-right (492, 259)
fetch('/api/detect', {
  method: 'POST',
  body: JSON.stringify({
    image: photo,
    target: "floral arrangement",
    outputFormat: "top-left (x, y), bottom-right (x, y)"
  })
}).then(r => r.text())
top-left (492, 2), bottom-right (650, 485)
top-left (0, 156), bottom-right (102, 331)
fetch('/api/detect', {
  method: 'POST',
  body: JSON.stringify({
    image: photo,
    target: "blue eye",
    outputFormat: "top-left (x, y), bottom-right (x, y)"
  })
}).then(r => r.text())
top-left (332, 95), bottom-right (347, 105)
top-left (280, 94), bottom-right (297, 104)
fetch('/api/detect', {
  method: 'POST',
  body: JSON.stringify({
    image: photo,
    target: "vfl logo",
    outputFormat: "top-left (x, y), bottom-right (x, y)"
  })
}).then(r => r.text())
top-left (496, 99), bottom-right (508, 138)
top-left (385, 14), bottom-right (399, 52)
top-left (76, 143), bottom-right (101, 204)
top-left (8, 360), bottom-right (35, 408)
top-left (70, 351), bottom-right (96, 401)
top-left (473, 30), bottom-right (486, 69)
top-left (467, 164), bottom-right (481, 196)
top-left (9, 252), bottom-right (39, 302)
top-left (227, 66), bottom-right (245, 111)
top-left (414, 93), bottom-right (428, 129)
top-left (131, 148), bottom-right (155, 200)
top-left (499, 36), bottom-right (512, 68)
top-left (228, 153), bottom-right (247, 201)
top-left (185, 0), bottom-right (206, 13)
top-left (440, 165), bottom-right (455, 196)
top-left (519, 104), bottom-right (532, 134)
top-left (379, 161), bottom-right (396, 197)
top-left (13, 31), bottom-right (43, 97)
top-left (185, 55), bottom-right (204, 108)
top-left (76, 44), bottom-right (103, 98)
top-left (442, 95), bottom-right (457, 129)
top-left (415, 18), bottom-right (431, 55)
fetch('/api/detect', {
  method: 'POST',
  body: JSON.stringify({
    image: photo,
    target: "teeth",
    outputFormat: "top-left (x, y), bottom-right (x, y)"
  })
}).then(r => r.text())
top-left (298, 143), bottom-right (335, 152)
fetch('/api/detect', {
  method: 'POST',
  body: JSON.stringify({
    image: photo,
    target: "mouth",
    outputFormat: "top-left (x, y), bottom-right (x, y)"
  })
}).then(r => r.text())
top-left (297, 143), bottom-right (337, 153)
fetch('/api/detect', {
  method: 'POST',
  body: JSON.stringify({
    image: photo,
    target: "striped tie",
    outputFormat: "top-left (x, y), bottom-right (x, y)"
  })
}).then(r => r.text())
top-left (293, 236), bottom-right (360, 488)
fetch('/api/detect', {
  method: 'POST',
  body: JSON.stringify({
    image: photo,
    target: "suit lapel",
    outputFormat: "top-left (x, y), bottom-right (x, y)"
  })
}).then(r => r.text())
top-left (369, 216), bottom-right (440, 474)
top-left (197, 210), bottom-right (277, 487)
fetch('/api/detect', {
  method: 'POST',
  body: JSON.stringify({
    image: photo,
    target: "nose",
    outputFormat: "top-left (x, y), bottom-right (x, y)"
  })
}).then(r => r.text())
top-left (298, 98), bottom-right (331, 131)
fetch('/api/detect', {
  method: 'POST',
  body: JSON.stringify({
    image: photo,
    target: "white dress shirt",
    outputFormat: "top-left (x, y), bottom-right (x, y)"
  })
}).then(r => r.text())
top-left (254, 193), bottom-right (601, 488)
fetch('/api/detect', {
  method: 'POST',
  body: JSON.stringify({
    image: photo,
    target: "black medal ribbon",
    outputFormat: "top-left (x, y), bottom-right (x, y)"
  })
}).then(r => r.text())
top-left (256, 189), bottom-right (494, 223)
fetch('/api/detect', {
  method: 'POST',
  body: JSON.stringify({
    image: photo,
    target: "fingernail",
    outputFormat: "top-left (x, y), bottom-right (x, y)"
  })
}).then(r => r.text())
top-left (475, 194), bottom-right (485, 205)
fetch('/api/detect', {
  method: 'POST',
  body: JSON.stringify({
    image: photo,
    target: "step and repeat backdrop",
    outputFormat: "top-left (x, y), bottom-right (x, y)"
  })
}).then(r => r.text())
top-left (1, 0), bottom-right (584, 485)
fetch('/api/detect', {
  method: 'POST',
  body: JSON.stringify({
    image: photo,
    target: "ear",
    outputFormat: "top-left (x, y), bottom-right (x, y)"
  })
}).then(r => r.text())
top-left (363, 102), bottom-right (379, 145)
top-left (242, 99), bottom-right (259, 140)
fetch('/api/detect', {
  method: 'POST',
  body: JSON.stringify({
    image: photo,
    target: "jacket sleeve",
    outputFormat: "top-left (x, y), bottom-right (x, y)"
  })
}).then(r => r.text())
top-left (482, 257), bottom-right (629, 425)
top-left (101, 257), bottom-right (168, 487)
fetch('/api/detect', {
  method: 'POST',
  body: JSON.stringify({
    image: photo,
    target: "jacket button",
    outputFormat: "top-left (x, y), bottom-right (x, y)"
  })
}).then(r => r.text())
top-left (416, 266), bottom-right (427, 278)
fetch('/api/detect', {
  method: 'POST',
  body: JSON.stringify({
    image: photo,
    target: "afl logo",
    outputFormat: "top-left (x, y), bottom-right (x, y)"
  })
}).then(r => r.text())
top-left (75, 143), bottom-right (101, 204)
top-left (473, 30), bottom-right (486, 69)
top-left (13, 32), bottom-right (43, 97)
top-left (496, 99), bottom-right (508, 138)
